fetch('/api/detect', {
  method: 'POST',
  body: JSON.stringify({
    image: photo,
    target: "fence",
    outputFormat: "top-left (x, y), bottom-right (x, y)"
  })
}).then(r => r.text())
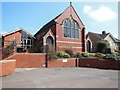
top-left (1, 41), bottom-right (17, 59)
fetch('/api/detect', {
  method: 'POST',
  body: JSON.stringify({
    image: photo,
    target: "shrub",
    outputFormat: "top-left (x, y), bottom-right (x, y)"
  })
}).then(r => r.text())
top-left (97, 40), bottom-right (110, 53)
top-left (65, 49), bottom-right (73, 57)
top-left (48, 50), bottom-right (59, 60)
top-left (104, 54), bottom-right (120, 60)
top-left (57, 51), bottom-right (70, 58)
top-left (81, 52), bottom-right (89, 57)
top-left (75, 52), bottom-right (81, 58)
top-left (111, 52), bottom-right (118, 55)
top-left (88, 53), bottom-right (96, 57)
top-left (50, 55), bottom-right (59, 59)
top-left (95, 52), bottom-right (106, 59)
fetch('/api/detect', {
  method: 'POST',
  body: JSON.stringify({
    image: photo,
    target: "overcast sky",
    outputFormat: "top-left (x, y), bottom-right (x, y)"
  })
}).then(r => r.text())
top-left (1, 2), bottom-right (118, 38)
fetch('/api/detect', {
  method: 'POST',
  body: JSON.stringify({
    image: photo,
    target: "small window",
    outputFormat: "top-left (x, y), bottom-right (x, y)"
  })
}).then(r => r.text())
top-left (109, 41), bottom-right (112, 46)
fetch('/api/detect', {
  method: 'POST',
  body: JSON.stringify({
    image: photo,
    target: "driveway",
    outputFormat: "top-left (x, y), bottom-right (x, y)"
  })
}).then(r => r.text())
top-left (1, 67), bottom-right (119, 88)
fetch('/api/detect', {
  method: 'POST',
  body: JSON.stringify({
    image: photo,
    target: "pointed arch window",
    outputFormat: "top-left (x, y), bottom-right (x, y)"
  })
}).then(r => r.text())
top-left (63, 19), bottom-right (79, 39)
top-left (63, 21), bottom-right (67, 37)
top-left (75, 22), bottom-right (79, 39)
top-left (67, 20), bottom-right (71, 37)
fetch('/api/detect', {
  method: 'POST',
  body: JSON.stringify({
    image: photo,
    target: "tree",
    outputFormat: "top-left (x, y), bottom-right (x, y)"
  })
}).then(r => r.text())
top-left (97, 40), bottom-right (110, 53)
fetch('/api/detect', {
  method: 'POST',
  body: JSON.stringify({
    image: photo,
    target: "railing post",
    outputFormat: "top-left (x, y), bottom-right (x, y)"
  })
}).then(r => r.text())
top-left (45, 45), bottom-right (49, 68)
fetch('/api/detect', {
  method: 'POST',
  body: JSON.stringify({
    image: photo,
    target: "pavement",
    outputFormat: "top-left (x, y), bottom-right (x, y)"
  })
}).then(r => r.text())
top-left (1, 67), bottom-right (119, 88)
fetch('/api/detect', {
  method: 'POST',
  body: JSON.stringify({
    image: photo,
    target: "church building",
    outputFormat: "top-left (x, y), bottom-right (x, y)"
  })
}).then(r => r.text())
top-left (34, 3), bottom-right (86, 53)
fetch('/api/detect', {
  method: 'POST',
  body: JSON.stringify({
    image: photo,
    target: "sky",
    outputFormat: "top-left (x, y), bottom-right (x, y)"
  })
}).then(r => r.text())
top-left (1, 2), bottom-right (118, 38)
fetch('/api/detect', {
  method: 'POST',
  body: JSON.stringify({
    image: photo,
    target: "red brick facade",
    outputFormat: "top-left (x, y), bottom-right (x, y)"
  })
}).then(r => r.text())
top-left (48, 58), bottom-right (76, 68)
top-left (4, 53), bottom-right (120, 70)
top-left (79, 58), bottom-right (120, 69)
top-left (7, 53), bottom-right (46, 68)
top-left (0, 60), bottom-right (16, 76)
top-left (3, 31), bottom-right (21, 48)
top-left (2, 29), bottom-right (34, 53)
top-left (35, 4), bottom-right (86, 53)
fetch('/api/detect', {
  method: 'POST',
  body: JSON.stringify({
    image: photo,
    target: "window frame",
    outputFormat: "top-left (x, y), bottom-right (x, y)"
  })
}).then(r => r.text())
top-left (63, 19), bottom-right (80, 39)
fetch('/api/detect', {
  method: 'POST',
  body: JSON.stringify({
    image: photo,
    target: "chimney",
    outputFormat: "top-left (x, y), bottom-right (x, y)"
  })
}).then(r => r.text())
top-left (102, 31), bottom-right (106, 34)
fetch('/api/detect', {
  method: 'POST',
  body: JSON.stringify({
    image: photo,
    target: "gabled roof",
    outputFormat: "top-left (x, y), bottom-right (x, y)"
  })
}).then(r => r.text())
top-left (2, 28), bottom-right (35, 38)
top-left (87, 32), bottom-right (120, 43)
top-left (34, 3), bottom-right (84, 36)
top-left (34, 19), bottom-right (56, 37)
top-left (87, 32), bottom-right (109, 40)
top-left (115, 38), bottom-right (120, 42)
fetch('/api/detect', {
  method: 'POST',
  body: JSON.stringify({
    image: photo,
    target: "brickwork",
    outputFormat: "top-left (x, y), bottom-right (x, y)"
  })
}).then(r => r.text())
top-left (0, 60), bottom-right (16, 76)
top-left (48, 58), bottom-right (77, 68)
top-left (56, 5), bottom-right (85, 52)
top-left (7, 53), bottom-right (46, 68)
top-left (79, 58), bottom-right (120, 69)
top-left (87, 34), bottom-right (101, 52)
top-left (35, 4), bottom-right (86, 53)
top-left (3, 31), bottom-right (21, 48)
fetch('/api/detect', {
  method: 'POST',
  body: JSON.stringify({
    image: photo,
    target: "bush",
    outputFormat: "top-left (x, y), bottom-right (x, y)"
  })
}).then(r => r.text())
top-left (97, 40), bottom-right (110, 53)
top-left (48, 50), bottom-right (59, 60)
top-left (65, 49), bottom-right (73, 57)
top-left (104, 54), bottom-right (120, 60)
top-left (95, 52), bottom-right (106, 59)
top-left (75, 52), bottom-right (82, 58)
top-left (88, 53), bottom-right (96, 57)
top-left (50, 55), bottom-right (59, 59)
top-left (104, 54), bottom-right (117, 60)
top-left (81, 52), bottom-right (89, 57)
top-left (57, 51), bottom-right (70, 58)
top-left (111, 52), bottom-right (118, 55)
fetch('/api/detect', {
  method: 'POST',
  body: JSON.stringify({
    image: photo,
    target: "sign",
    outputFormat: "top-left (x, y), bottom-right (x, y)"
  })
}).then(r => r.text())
top-left (62, 59), bottom-right (67, 62)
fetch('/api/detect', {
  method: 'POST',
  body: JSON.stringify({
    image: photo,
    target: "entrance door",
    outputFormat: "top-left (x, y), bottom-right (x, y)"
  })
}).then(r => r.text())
top-left (46, 36), bottom-right (54, 50)
top-left (87, 40), bottom-right (91, 52)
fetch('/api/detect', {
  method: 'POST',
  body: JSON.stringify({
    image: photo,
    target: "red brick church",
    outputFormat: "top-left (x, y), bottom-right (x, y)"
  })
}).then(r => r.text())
top-left (34, 3), bottom-right (86, 53)
top-left (1, 3), bottom-right (86, 54)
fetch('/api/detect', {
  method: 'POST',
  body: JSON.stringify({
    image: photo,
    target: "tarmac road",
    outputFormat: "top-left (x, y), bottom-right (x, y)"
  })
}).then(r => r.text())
top-left (1, 67), bottom-right (119, 88)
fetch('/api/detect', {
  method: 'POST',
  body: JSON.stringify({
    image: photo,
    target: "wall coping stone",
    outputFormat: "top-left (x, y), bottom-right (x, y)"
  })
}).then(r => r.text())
top-left (51, 58), bottom-right (76, 61)
top-left (0, 59), bottom-right (16, 63)
top-left (16, 53), bottom-right (46, 55)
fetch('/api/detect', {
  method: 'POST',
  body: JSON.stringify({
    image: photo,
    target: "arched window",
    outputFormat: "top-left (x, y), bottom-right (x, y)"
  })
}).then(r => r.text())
top-left (75, 22), bottom-right (79, 39)
top-left (63, 21), bottom-right (67, 37)
top-left (67, 20), bottom-right (71, 38)
top-left (63, 19), bottom-right (79, 39)
top-left (71, 21), bottom-right (75, 38)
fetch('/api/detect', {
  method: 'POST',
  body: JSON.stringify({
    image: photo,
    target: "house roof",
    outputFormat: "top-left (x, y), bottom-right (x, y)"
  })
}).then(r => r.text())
top-left (2, 28), bottom-right (35, 38)
top-left (87, 32), bottom-right (109, 40)
top-left (87, 32), bottom-right (120, 43)
top-left (34, 3), bottom-right (84, 37)
top-left (114, 38), bottom-right (120, 42)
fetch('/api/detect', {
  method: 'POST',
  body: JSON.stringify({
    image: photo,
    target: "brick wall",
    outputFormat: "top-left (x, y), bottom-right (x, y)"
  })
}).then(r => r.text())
top-left (0, 60), bottom-right (16, 76)
top-left (79, 58), bottom-right (120, 69)
top-left (3, 31), bottom-right (21, 48)
top-left (48, 58), bottom-right (77, 68)
top-left (7, 53), bottom-right (46, 68)
top-left (56, 5), bottom-right (85, 52)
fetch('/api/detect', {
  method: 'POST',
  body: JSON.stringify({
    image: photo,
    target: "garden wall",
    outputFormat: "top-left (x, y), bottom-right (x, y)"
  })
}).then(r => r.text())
top-left (0, 60), bottom-right (16, 76)
top-left (79, 58), bottom-right (120, 69)
top-left (7, 53), bottom-right (46, 68)
top-left (48, 58), bottom-right (77, 68)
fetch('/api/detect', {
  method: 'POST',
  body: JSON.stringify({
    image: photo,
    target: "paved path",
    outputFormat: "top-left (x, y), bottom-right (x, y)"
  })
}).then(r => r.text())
top-left (1, 67), bottom-right (119, 88)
